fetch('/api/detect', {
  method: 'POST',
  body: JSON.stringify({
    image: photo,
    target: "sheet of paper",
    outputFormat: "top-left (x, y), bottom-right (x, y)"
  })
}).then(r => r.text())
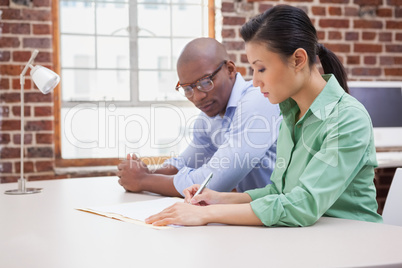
top-left (77, 197), bottom-right (184, 229)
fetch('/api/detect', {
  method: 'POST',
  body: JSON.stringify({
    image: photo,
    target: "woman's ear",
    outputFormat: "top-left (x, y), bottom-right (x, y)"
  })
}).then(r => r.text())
top-left (293, 48), bottom-right (308, 72)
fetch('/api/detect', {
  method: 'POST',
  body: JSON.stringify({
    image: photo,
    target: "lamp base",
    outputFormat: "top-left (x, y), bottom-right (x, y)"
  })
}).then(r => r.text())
top-left (4, 188), bottom-right (43, 195)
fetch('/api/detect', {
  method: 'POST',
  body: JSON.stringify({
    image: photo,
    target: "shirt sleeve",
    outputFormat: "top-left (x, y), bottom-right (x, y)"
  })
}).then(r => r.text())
top-left (246, 183), bottom-right (280, 199)
top-left (172, 91), bottom-right (280, 196)
top-left (249, 104), bottom-right (375, 227)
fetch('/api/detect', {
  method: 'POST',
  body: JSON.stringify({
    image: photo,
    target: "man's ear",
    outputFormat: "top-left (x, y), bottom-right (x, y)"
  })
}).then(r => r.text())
top-left (226, 60), bottom-right (237, 76)
top-left (293, 48), bottom-right (308, 72)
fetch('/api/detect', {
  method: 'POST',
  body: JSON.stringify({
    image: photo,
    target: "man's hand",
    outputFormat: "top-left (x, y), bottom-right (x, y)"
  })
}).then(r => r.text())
top-left (117, 153), bottom-right (150, 192)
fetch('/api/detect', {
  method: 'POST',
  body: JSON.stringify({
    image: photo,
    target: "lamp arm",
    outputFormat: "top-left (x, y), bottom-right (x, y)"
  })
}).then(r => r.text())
top-left (20, 49), bottom-right (39, 84)
top-left (18, 49), bottom-right (38, 192)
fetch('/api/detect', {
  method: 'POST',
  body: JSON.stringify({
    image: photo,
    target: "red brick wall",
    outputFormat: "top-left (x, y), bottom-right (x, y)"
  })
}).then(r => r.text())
top-left (0, 0), bottom-right (56, 182)
top-left (221, 0), bottom-right (402, 81)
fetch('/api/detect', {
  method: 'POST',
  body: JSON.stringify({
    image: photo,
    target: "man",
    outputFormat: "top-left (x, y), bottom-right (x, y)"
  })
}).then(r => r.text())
top-left (117, 37), bottom-right (281, 197)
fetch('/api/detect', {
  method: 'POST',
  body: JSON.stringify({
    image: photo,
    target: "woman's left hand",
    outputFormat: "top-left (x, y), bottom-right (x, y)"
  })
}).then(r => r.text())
top-left (145, 202), bottom-right (208, 226)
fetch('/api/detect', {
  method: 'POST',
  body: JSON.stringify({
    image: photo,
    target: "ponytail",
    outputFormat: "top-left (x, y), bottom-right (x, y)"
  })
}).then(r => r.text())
top-left (317, 44), bottom-right (349, 93)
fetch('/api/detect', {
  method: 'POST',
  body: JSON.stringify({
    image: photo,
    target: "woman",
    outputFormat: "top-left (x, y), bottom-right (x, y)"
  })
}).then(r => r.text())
top-left (146, 5), bottom-right (383, 227)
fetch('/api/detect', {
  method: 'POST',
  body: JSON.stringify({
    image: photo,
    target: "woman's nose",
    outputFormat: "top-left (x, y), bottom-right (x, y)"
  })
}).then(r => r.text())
top-left (252, 75), bottom-right (260, 88)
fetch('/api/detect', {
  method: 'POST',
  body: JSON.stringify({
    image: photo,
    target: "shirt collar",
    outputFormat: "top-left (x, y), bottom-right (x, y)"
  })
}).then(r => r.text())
top-left (279, 74), bottom-right (346, 123)
top-left (226, 73), bottom-right (248, 109)
top-left (209, 73), bottom-right (246, 120)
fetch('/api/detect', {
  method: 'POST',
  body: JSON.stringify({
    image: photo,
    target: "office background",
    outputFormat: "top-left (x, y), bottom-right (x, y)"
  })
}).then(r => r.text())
top-left (0, 0), bottom-right (401, 214)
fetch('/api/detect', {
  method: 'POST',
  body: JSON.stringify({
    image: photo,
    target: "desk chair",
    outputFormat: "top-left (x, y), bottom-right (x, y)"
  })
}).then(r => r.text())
top-left (382, 168), bottom-right (402, 226)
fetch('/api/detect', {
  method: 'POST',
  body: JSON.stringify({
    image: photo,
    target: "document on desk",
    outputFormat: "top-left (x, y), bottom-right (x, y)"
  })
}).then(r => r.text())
top-left (77, 197), bottom-right (183, 229)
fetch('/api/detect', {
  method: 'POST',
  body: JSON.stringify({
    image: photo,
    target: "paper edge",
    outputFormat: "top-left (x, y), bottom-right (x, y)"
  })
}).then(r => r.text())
top-left (76, 208), bottom-right (173, 230)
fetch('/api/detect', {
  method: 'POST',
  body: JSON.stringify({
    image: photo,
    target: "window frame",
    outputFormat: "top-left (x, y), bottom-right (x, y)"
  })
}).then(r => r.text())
top-left (52, 0), bottom-right (216, 167)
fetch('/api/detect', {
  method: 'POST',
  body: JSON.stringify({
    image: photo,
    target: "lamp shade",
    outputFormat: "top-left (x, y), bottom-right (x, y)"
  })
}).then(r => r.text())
top-left (30, 65), bottom-right (60, 94)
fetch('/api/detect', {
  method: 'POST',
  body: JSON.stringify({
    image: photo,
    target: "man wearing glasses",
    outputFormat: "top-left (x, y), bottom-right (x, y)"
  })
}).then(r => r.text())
top-left (117, 37), bottom-right (281, 197)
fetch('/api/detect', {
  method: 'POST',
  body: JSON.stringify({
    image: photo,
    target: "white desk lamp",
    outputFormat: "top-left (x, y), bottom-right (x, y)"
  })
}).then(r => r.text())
top-left (4, 50), bottom-right (60, 195)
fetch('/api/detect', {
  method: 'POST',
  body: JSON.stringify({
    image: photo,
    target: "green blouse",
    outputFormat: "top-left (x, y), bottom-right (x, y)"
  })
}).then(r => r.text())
top-left (246, 74), bottom-right (383, 227)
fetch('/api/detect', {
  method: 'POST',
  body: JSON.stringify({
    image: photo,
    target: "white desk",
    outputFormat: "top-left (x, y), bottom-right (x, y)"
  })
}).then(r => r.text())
top-left (1, 177), bottom-right (402, 268)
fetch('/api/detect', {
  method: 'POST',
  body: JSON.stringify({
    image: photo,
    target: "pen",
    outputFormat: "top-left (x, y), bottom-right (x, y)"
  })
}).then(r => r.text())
top-left (189, 172), bottom-right (213, 204)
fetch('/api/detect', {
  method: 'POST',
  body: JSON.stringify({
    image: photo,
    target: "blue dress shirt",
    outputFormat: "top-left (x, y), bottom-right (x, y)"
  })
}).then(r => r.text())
top-left (164, 73), bottom-right (281, 196)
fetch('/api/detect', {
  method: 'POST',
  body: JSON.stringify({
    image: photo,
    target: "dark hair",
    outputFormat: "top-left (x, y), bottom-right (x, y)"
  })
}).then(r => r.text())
top-left (240, 5), bottom-right (349, 93)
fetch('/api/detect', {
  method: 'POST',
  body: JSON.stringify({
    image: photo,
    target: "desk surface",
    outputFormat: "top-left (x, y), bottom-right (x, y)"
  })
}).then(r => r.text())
top-left (1, 177), bottom-right (402, 268)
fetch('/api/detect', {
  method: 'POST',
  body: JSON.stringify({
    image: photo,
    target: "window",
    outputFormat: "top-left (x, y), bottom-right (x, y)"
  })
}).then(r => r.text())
top-left (56, 0), bottom-right (217, 165)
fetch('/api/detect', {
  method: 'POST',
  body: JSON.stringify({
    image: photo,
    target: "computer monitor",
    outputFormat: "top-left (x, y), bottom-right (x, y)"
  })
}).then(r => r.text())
top-left (348, 81), bottom-right (402, 149)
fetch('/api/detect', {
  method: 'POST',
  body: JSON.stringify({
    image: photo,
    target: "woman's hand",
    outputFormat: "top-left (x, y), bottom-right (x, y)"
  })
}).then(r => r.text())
top-left (183, 185), bottom-right (222, 206)
top-left (145, 201), bottom-right (263, 227)
top-left (145, 202), bottom-right (208, 226)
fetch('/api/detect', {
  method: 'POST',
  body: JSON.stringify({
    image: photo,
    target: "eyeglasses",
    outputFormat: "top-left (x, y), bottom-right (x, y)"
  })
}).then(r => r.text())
top-left (175, 60), bottom-right (227, 98)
